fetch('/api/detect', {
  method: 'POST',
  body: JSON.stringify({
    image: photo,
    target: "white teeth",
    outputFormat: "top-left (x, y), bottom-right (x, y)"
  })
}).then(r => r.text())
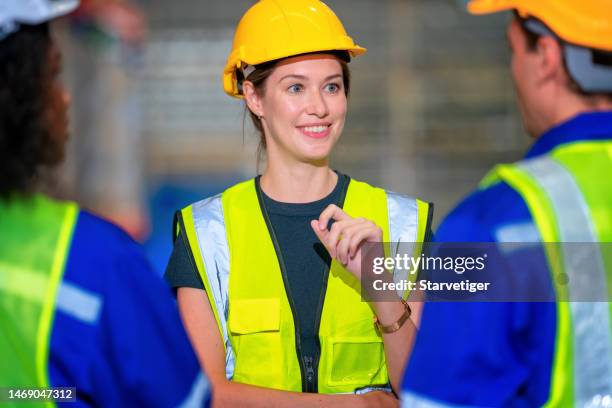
top-left (303, 125), bottom-right (328, 133)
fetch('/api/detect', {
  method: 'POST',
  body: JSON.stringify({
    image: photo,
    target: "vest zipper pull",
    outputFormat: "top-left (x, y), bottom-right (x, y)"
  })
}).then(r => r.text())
top-left (304, 356), bottom-right (315, 392)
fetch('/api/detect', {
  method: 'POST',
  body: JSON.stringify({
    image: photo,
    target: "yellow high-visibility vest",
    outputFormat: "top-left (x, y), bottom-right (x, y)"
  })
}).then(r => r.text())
top-left (480, 140), bottom-right (612, 407)
top-left (179, 177), bottom-right (432, 393)
top-left (0, 195), bottom-right (78, 408)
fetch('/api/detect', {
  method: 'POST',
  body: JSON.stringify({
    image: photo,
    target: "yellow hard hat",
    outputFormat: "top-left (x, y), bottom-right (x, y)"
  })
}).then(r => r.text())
top-left (466, 0), bottom-right (612, 52)
top-left (223, 0), bottom-right (366, 98)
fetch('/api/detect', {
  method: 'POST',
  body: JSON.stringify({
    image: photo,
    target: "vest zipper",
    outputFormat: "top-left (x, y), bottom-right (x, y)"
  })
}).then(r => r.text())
top-left (255, 178), bottom-right (310, 392)
top-left (304, 355), bottom-right (316, 392)
top-left (310, 262), bottom-right (330, 393)
top-left (310, 174), bottom-right (350, 392)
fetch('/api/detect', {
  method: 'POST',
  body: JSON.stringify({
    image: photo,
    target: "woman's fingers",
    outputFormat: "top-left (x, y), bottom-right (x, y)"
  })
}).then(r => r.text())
top-left (316, 204), bottom-right (350, 232)
top-left (311, 218), bottom-right (351, 258)
top-left (313, 205), bottom-right (383, 269)
top-left (348, 222), bottom-right (381, 259)
top-left (327, 219), bottom-right (359, 258)
top-left (340, 221), bottom-right (381, 264)
top-left (335, 220), bottom-right (369, 264)
top-left (312, 217), bottom-right (352, 258)
top-left (325, 219), bottom-right (379, 265)
top-left (310, 219), bottom-right (329, 249)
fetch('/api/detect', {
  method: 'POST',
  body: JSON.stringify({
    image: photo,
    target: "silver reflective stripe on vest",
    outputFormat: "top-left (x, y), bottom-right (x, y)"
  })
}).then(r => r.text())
top-left (191, 195), bottom-right (235, 380)
top-left (0, 265), bottom-right (102, 325)
top-left (177, 372), bottom-right (210, 408)
top-left (355, 385), bottom-right (393, 395)
top-left (494, 221), bottom-right (541, 248)
top-left (0, 262), bottom-right (48, 304)
top-left (402, 390), bottom-right (469, 408)
top-left (56, 281), bottom-right (102, 325)
top-left (518, 156), bottom-right (612, 406)
top-left (386, 191), bottom-right (419, 293)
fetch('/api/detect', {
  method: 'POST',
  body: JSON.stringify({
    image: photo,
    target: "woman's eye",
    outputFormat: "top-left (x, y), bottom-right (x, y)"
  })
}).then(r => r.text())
top-left (325, 83), bottom-right (341, 93)
top-left (288, 84), bottom-right (303, 93)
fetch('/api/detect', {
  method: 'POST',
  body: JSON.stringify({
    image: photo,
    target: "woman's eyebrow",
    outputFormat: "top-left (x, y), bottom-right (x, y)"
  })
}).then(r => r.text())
top-left (279, 74), bottom-right (308, 81)
top-left (279, 73), bottom-right (343, 81)
top-left (325, 74), bottom-right (342, 81)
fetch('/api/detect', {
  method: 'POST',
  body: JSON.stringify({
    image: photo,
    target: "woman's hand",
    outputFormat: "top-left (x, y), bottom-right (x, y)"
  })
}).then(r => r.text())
top-left (311, 204), bottom-right (383, 280)
top-left (360, 391), bottom-right (399, 408)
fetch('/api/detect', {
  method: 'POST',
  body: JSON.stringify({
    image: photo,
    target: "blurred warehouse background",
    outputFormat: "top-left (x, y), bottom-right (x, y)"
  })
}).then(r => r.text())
top-left (51, 0), bottom-right (529, 275)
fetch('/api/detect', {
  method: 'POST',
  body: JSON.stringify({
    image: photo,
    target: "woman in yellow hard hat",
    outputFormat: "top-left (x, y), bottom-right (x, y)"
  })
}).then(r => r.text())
top-left (164, 0), bottom-right (433, 405)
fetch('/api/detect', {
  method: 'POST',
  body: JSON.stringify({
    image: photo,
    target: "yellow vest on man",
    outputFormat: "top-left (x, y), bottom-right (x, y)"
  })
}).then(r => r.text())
top-left (179, 177), bottom-right (432, 393)
top-left (480, 140), bottom-right (612, 406)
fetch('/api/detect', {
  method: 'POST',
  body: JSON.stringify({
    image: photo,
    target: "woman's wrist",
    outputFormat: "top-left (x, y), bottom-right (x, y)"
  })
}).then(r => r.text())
top-left (371, 299), bottom-right (407, 328)
top-left (373, 299), bottom-right (412, 333)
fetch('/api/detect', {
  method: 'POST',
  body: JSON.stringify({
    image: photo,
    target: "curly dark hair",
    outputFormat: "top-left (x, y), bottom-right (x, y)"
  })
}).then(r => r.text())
top-left (0, 23), bottom-right (58, 200)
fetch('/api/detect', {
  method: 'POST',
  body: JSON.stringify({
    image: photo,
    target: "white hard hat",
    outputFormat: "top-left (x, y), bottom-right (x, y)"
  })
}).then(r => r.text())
top-left (0, 0), bottom-right (79, 40)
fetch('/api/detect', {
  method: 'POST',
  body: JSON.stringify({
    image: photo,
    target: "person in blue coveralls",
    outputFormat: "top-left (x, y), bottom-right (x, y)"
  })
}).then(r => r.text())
top-left (402, 0), bottom-right (612, 407)
top-left (0, 1), bottom-right (210, 406)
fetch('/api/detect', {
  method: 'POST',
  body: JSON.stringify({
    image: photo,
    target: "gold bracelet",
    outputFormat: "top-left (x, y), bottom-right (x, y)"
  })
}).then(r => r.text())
top-left (373, 299), bottom-right (412, 334)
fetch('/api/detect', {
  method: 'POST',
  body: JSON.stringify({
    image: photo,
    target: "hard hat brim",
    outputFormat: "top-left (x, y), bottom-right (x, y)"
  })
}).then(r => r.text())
top-left (466, 0), bottom-right (612, 52)
top-left (223, 45), bottom-right (367, 99)
top-left (467, 0), bottom-right (517, 16)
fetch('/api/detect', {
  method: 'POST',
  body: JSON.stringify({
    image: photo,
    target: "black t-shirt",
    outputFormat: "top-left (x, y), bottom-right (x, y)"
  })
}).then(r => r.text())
top-left (164, 224), bottom-right (203, 290)
top-left (164, 173), bottom-right (349, 365)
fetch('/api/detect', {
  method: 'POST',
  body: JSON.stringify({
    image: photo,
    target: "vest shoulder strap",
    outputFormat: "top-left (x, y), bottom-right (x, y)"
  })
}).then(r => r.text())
top-left (346, 178), bottom-right (433, 243)
top-left (347, 179), bottom-right (432, 300)
top-left (181, 192), bottom-right (235, 380)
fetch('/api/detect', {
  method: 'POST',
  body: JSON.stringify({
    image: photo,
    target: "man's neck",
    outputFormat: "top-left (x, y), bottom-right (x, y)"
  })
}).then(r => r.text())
top-left (536, 96), bottom-right (612, 138)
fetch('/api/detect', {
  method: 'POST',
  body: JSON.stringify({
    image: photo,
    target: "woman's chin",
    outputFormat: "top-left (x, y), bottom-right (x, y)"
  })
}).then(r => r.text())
top-left (297, 141), bottom-right (337, 162)
top-left (297, 148), bottom-right (333, 164)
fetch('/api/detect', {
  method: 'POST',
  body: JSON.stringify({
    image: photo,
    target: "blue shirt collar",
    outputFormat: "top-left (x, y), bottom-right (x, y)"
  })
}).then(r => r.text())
top-left (525, 111), bottom-right (612, 159)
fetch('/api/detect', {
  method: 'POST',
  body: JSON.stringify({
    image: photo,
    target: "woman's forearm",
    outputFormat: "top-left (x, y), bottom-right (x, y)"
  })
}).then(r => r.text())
top-left (371, 300), bottom-right (419, 394)
top-left (211, 380), bottom-right (396, 408)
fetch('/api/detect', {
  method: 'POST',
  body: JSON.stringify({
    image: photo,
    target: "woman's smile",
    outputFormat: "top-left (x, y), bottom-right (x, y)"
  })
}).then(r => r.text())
top-left (297, 123), bottom-right (332, 139)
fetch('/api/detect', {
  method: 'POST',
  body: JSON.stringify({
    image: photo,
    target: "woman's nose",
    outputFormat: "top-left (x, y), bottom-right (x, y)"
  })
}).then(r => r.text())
top-left (306, 90), bottom-right (329, 118)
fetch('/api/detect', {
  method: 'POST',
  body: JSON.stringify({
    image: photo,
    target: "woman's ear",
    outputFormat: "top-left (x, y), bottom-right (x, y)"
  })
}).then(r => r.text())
top-left (242, 81), bottom-right (264, 118)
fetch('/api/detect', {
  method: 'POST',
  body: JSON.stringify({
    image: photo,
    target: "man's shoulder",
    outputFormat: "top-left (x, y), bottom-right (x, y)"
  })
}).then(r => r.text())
top-left (74, 210), bottom-right (142, 251)
top-left (67, 209), bottom-right (151, 277)
top-left (437, 180), bottom-right (535, 242)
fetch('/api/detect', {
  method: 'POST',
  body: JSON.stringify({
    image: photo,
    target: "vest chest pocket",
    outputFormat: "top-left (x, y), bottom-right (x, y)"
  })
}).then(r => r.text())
top-left (324, 336), bottom-right (387, 388)
top-left (228, 298), bottom-right (284, 388)
top-left (229, 298), bottom-right (280, 334)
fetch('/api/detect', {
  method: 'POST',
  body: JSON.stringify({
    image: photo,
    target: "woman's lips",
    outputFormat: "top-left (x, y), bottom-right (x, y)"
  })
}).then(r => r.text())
top-left (298, 124), bottom-right (331, 139)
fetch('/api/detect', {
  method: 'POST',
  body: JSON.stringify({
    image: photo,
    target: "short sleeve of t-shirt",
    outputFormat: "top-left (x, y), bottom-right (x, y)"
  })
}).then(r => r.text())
top-left (164, 219), bottom-right (204, 292)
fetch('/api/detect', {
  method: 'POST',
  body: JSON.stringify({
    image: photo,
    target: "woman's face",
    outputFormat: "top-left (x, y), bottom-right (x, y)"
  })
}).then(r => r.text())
top-left (246, 54), bottom-right (347, 165)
